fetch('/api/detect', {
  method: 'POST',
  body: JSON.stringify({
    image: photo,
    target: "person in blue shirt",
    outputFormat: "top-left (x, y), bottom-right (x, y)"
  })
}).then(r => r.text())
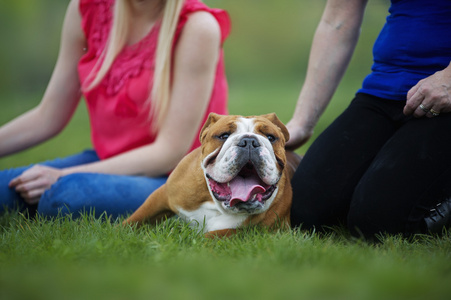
top-left (287, 0), bottom-right (451, 238)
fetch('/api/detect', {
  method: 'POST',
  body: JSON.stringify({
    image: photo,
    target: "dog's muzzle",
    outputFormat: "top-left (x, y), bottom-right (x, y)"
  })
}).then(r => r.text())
top-left (205, 135), bottom-right (280, 213)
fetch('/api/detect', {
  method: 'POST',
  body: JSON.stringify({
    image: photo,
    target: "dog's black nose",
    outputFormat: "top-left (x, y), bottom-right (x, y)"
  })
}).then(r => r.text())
top-left (238, 136), bottom-right (260, 148)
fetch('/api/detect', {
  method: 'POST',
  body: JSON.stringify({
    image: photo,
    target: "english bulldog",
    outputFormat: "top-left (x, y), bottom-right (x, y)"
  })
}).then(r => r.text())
top-left (123, 113), bottom-right (301, 237)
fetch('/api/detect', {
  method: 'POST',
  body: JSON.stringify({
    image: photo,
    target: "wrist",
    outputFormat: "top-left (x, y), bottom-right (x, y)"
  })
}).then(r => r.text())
top-left (59, 167), bottom-right (77, 177)
top-left (289, 113), bottom-right (316, 133)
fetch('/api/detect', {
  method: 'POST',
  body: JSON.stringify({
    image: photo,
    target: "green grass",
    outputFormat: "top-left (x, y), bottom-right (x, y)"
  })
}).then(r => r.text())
top-left (1, 212), bottom-right (451, 300)
top-left (1, 2), bottom-right (450, 298)
top-left (2, 81), bottom-right (451, 300)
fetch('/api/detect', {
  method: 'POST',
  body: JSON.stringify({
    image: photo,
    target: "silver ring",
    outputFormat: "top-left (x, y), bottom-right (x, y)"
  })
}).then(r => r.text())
top-left (419, 104), bottom-right (429, 113)
top-left (429, 109), bottom-right (440, 117)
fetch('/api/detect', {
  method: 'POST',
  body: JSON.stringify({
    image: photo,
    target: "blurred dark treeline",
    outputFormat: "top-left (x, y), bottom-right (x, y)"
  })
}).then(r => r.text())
top-left (0, 0), bottom-right (390, 96)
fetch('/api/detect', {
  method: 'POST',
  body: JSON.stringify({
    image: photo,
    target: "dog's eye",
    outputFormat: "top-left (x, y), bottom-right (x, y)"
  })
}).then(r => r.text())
top-left (217, 133), bottom-right (230, 140)
top-left (266, 134), bottom-right (276, 143)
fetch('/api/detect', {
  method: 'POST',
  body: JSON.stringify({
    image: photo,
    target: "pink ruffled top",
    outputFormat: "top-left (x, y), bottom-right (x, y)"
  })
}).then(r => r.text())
top-left (78, 0), bottom-right (230, 159)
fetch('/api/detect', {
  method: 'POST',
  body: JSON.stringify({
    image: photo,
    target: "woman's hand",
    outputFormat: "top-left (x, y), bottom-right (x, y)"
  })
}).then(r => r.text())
top-left (404, 64), bottom-right (451, 118)
top-left (9, 165), bottom-right (63, 204)
top-left (285, 120), bottom-right (313, 151)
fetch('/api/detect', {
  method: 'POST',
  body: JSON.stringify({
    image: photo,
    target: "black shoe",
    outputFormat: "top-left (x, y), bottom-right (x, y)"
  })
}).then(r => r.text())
top-left (424, 198), bottom-right (451, 234)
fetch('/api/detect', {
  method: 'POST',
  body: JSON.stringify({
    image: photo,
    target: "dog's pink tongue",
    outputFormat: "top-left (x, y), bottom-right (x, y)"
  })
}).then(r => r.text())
top-left (229, 176), bottom-right (266, 207)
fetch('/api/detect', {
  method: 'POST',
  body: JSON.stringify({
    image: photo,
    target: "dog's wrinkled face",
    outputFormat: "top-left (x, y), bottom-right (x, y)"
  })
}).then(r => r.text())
top-left (200, 113), bottom-right (289, 215)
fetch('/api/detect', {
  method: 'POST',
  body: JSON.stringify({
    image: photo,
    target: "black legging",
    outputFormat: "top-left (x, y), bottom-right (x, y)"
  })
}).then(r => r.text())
top-left (290, 93), bottom-right (451, 238)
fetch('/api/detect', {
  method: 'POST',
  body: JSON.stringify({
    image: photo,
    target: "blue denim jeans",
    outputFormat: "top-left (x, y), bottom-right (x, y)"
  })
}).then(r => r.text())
top-left (0, 150), bottom-right (168, 219)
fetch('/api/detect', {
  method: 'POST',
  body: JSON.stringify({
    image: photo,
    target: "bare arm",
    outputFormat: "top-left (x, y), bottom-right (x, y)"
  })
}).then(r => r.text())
top-left (11, 11), bottom-right (222, 202)
top-left (286, 0), bottom-right (368, 150)
top-left (0, 0), bottom-right (85, 157)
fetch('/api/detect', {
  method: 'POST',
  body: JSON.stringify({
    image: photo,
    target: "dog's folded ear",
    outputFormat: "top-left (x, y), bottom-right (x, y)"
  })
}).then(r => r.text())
top-left (261, 113), bottom-right (290, 143)
top-left (200, 113), bottom-right (223, 143)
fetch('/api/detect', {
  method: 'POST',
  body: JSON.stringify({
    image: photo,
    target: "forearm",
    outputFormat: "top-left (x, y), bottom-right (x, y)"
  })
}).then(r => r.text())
top-left (291, 0), bottom-right (367, 131)
top-left (60, 140), bottom-right (186, 177)
top-left (0, 83), bottom-right (82, 158)
top-left (1, 0), bottom-right (85, 159)
top-left (0, 106), bottom-right (61, 158)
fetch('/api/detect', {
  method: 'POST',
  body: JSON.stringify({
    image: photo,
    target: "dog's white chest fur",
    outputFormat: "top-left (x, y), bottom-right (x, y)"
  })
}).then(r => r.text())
top-left (177, 202), bottom-right (247, 233)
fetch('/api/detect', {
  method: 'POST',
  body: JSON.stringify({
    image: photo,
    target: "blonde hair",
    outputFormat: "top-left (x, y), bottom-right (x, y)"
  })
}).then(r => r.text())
top-left (83, 0), bottom-right (185, 132)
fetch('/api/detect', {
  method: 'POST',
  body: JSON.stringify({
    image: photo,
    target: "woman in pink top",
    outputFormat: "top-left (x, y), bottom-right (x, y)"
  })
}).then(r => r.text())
top-left (0, 0), bottom-right (230, 219)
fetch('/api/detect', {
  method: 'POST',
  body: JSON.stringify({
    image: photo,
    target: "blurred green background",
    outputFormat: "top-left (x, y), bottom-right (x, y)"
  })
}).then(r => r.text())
top-left (0, 0), bottom-right (390, 167)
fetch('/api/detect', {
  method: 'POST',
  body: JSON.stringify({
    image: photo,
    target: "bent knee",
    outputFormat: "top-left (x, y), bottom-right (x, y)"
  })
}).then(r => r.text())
top-left (38, 174), bottom-right (92, 217)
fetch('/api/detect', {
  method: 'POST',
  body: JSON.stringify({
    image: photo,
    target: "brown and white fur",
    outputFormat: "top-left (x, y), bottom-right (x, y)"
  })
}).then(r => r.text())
top-left (123, 113), bottom-right (301, 237)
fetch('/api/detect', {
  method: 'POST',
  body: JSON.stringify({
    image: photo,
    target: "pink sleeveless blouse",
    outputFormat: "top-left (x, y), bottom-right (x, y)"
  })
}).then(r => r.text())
top-left (77, 0), bottom-right (230, 159)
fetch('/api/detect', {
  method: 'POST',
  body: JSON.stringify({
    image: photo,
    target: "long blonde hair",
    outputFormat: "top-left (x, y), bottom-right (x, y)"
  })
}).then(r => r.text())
top-left (83, 0), bottom-right (185, 132)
